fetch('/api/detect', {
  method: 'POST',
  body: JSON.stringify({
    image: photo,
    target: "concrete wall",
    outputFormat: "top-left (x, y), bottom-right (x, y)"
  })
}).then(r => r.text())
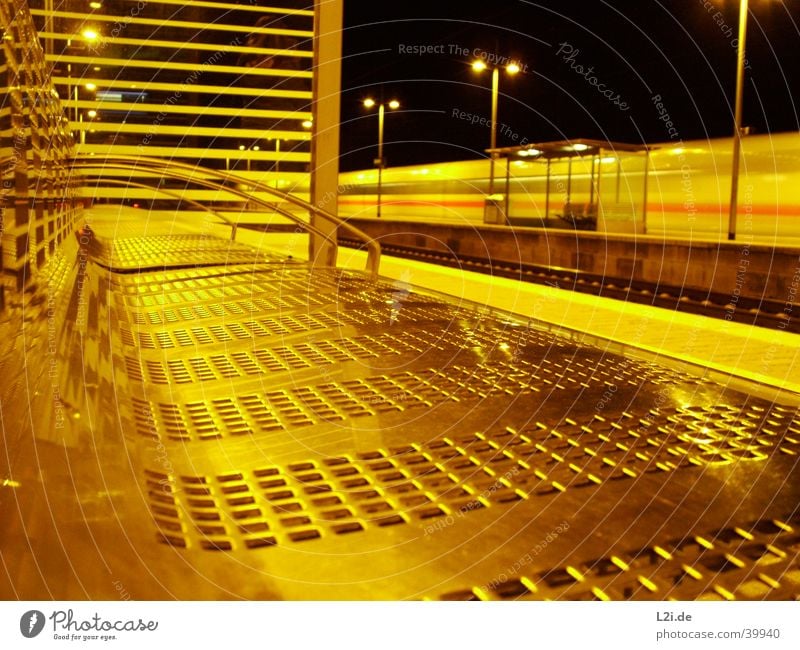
top-left (344, 219), bottom-right (800, 304)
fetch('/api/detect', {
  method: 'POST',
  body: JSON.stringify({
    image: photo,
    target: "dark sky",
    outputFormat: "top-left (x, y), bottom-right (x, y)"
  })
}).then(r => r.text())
top-left (339, 0), bottom-right (800, 171)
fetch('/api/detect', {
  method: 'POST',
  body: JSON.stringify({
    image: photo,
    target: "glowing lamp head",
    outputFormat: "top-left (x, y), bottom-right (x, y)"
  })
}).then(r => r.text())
top-left (388, 100), bottom-right (400, 110)
top-left (81, 28), bottom-right (99, 41)
top-left (85, 82), bottom-right (97, 91)
top-left (363, 98), bottom-right (376, 108)
top-left (87, 109), bottom-right (97, 118)
top-left (302, 119), bottom-right (313, 128)
top-left (506, 62), bottom-right (521, 75)
top-left (472, 60), bottom-right (488, 72)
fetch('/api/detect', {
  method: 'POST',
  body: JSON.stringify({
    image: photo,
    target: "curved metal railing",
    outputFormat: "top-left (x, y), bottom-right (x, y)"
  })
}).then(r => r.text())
top-left (70, 155), bottom-right (381, 277)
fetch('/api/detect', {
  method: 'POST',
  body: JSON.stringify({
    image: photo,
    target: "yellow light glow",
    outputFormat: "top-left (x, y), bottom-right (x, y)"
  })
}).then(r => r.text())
top-left (238, 145), bottom-right (245, 151)
top-left (302, 119), bottom-right (313, 128)
top-left (472, 60), bottom-right (487, 72)
top-left (388, 99), bottom-right (400, 110)
top-left (87, 109), bottom-right (97, 118)
top-left (253, 145), bottom-right (260, 151)
top-left (81, 28), bottom-right (99, 41)
top-left (363, 98), bottom-right (375, 108)
top-left (571, 143), bottom-right (590, 152)
top-left (85, 82), bottom-right (97, 91)
top-left (507, 62), bottom-right (521, 74)
top-left (89, 1), bottom-right (102, 8)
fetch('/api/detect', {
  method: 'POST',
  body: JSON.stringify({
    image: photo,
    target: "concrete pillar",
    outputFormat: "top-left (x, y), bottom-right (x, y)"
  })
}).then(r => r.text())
top-left (309, 0), bottom-right (343, 269)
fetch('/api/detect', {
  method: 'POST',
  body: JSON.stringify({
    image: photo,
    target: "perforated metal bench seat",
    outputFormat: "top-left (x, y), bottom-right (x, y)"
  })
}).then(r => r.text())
top-left (2, 228), bottom-right (798, 600)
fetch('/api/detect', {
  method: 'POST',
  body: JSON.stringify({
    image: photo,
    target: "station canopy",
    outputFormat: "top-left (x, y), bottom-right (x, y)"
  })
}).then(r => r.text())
top-left (486, 138), bottom-right (651, 160)
top-left (484, 139), bottom-right (654, 232)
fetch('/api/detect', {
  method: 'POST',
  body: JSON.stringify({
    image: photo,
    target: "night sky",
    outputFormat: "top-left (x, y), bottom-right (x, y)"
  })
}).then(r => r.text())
top-left (339, 0), bottom-right (800, 171)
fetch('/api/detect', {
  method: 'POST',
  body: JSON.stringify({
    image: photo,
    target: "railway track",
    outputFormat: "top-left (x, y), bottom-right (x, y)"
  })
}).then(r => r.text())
top-left (338, 237), bottom-right (798, 334)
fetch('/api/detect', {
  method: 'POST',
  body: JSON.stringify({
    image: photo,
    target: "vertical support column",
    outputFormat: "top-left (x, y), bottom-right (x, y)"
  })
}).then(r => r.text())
top-left (728, 0), bottom-right (749, 241)
top-left (544, 158), bottom-right (551, 223)
top-left (488, 66), bottom-right (499, 196)
top-left (595, 149), bottom-right (602, 231)
top-left (504, 156), bottom-right (511, 222)
top-left (309, 0), bottom-right (343, 269)
top-left (642, 149), bottom-right (650, 235)
top-left (377, 102), bottom-right (384, 219)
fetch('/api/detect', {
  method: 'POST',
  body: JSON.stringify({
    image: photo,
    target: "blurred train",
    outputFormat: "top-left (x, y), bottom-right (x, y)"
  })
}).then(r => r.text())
top-left (337, 132), bottom-right (800, 239)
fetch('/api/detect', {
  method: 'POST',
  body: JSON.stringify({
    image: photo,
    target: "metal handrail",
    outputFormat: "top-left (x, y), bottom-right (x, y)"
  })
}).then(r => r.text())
top-left (71, 160), bottom-right (339, 269)
top-left (70, 154), bottom-right (381, 277)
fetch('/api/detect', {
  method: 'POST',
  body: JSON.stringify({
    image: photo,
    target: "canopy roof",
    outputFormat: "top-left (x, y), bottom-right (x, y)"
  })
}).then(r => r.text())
top-left (487, 139), bottom-right (652, 160)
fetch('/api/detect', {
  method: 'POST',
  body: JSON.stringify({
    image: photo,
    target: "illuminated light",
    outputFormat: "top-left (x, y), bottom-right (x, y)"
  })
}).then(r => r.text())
top-left (238, 145), bottom-right (245, 151)
top-left (93, 66), bottom-right (101, 71)
top-left (513, 160), bottom-right (526, 166)
top-left (253, 145), bottom-right (260, 151)
top-left (471, 60), bottom-right (487, 72)
top-left (672, 147), bottom-right (685, 155)
top-left (87, 109), bottom-right (97, 118)
top-left (81, 28), bottom-right (100, 41)
top-left (357, 174), bottom-right (364, 180)
top-left (571, 143), bottom-right (590, 152)
top-left (420, 168), bottom-right (429, 175)
top-left (518, 148), bottom-right (541, 157)
top-left (89, 1), bottom-right (102, 8)
top-left (1, 479), bottom-right (21, 488)
top-left (388, 99), bottom-right (400, 110)
top-left (85, 82), bottom-right (97, 91)
top-left (301, 119), bottom-right (313, 128)
top-left (363, 98), bottom-right (375, 108)
top-left (506, 62), bottom-right (521, 74)
top-left (600, 156), bottom-right (617, 163)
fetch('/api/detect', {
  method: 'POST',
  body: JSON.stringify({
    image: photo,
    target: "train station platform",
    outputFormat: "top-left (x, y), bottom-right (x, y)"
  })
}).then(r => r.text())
top-left (338, 248), bottom-right (800, 394)
top-left (2, 205), bottom-right (798, 601)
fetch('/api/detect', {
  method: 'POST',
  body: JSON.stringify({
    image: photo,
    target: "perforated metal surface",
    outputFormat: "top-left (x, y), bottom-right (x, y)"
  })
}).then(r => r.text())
top-left (3, 228), bottom-right (799, 601)
top-left (95, 235), bottom-right (291, 270)
top-left (142, 402), bottom-right (800, 550)
top-left (441, 512), bottom-right (800, 601)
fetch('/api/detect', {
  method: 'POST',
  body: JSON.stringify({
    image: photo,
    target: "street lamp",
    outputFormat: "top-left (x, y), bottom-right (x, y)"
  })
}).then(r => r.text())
top-left (472, 59), bottom-right (520, 199)
top-left (728, 0), bottom-right (749, 241)
top-left (363, 97), bottom-right (400, 218)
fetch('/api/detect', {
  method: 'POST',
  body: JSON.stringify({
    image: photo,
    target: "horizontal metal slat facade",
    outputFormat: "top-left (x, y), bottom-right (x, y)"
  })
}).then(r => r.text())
top-left (30, 0), bottom-right (314, 207)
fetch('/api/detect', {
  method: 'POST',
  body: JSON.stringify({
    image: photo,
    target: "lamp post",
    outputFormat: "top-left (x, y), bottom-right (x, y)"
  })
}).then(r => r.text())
top-left (472, 59), bottom-right (520, 199)
top-left (363, 98), bottom-right (399, 218)
top-left (728, 0), bottom-right (749, 241)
